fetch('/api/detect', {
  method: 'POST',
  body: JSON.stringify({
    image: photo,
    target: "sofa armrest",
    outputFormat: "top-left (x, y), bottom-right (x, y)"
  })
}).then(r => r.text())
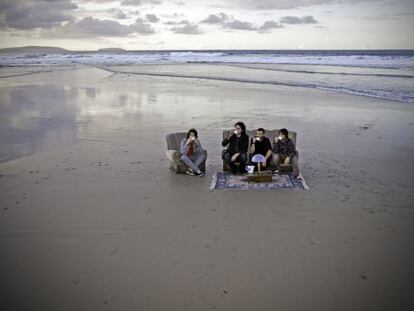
top-left (166, 150), bottom-right (180, 163)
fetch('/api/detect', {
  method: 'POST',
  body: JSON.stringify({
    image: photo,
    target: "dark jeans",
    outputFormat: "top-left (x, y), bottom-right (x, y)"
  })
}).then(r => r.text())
top-left (248, 153), bottom-right (272, 171)
top-left (223, 152), bottom-right (247, 174)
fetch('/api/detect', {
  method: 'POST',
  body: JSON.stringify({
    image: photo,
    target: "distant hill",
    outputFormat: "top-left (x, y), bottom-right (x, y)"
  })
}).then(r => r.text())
top-left (97, 48), bottom-right (127, 52)
top-left (0, 46), bottom-right (69, 54)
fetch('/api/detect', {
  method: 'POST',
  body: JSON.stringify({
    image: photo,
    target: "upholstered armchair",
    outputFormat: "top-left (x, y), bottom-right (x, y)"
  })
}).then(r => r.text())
top-left (166, 132), bottom-right (207, 173)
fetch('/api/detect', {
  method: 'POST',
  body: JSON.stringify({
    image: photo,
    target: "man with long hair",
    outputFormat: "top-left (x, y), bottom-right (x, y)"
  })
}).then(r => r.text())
top-left (222, 121), bottom-right (249, 174)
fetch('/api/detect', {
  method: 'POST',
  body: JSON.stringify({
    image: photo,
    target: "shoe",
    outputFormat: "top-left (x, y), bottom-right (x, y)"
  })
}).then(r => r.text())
top-left (185, 169), bottom-right (195, 176)
top-left (195, 170), bottom-right (205, 177)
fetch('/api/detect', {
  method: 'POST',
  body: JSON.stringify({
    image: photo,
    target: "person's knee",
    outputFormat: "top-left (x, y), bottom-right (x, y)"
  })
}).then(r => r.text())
top-left (181, 155), bottom-right (188, 161)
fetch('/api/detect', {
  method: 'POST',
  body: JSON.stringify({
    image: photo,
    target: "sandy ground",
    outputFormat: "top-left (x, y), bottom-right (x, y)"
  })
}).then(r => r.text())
top-left (0, 65), bottom-right (413, 311)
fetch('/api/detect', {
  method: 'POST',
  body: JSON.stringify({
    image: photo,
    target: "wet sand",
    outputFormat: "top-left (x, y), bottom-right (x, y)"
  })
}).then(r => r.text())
top-left (0, 65), bottom-right (413, 311)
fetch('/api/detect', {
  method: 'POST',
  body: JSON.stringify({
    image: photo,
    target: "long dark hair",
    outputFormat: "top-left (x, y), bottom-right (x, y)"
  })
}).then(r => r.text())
top-left (186, 128), bottom-right (198, 138)
top-left (279, 128), bottom-right (289, 138)
top-left (235, 121), bottom-right (246, 135)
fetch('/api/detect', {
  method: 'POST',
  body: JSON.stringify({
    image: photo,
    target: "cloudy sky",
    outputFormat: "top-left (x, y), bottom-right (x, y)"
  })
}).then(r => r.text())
top-left (0, 0), bottom-right (413, 50)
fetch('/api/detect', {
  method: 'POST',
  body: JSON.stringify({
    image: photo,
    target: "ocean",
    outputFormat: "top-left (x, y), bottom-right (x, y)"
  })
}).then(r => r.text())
top-left (1, 49), bottom-right (413, 103)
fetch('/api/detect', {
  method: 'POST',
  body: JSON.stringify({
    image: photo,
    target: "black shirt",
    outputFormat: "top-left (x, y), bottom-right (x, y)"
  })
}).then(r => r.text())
top-left (251, 136), bottom-right (272, 156)
top-left (222, 133), bottom-right (249, 156)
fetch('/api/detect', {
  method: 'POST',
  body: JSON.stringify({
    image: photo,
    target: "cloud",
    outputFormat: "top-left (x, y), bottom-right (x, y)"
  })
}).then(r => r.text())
top-left (280, 15), bottom-right (318, 24)
top-left (132, 18), bottom-right (157, 34)
top-left (121, 0), bottom-right (163, 5)
top-left (108, 8), bottom-right (128, 19)
top-left (205, 0), bottom-right (377, 10)
top-left (225, 20), bottom-right (257, 31)
top-left (3, 0), bottom-right (77, 30)
top-left (201, 13), bottom-right (230, 24)
top-left (121, 0), bottom-right (143, 5)
top-left (259, 20), bottom-right (284, 31)
top-left (171, 20), bottom-right (202, 34)
top-left (56, 17), bottom-right (155, 37)
top-left (164, 21), bottom-right (179, 25)
top-left (0, 0), bottom-right (18, 11)
top-left (146, 14), bottom-right (160, 23)
top-left (200, 12), bottom-right (284, 33)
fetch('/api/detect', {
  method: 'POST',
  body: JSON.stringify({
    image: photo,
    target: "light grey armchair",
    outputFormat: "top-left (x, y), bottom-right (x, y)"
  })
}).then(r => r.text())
top-left (166, 132), bottom-right (208, 173)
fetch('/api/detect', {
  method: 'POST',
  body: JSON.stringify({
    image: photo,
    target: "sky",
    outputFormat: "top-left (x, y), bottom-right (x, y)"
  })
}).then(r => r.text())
top-left (0, 0), bottom-right (413, 50)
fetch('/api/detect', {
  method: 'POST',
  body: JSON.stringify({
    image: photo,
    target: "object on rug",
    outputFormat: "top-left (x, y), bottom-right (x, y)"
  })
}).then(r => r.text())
top-left (210, 172), bottom-right (309, 191)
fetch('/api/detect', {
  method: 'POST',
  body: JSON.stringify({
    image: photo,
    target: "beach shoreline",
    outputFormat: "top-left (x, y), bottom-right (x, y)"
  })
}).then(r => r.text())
top-left (0, 65), bottom-right (413, 310)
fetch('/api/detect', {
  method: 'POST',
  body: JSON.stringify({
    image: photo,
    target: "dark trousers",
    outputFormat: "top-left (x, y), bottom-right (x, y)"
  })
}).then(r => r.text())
top-left (248, 153), bottom-right (272, 171)
top-left (223, 152), bottom-right (247, 174)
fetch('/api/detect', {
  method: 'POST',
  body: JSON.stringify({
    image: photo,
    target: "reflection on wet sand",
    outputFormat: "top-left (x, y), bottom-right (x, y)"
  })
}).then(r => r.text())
top-left (0, 81), bottom-right (146, 162)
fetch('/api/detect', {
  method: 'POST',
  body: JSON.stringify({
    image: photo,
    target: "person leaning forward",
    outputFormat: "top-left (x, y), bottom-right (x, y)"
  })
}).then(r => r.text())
top-left (249, 127), bottom-right (273, 171)
top-left (272, 128), bottom-right (299, 178)
top-left (180, 128), bottom-right (206, 176)
top-left (222, 121), bottom-right (249, 174)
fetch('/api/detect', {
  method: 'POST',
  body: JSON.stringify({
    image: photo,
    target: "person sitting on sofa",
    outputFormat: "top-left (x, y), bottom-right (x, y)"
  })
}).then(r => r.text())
top-left (222, 121), bottom-right (249, 174)
top-left (272, 128), bottom-right (299, 178)
top-left (249, 128), bottom-right (273, 171)
top-left (180, 128), bottom-right (206, 176)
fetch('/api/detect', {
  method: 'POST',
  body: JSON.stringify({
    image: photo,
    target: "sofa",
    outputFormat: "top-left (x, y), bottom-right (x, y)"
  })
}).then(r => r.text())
top-left (166, 132), bottom-right (208, 173)
top-left (221, 129), bottom-right (298, 172)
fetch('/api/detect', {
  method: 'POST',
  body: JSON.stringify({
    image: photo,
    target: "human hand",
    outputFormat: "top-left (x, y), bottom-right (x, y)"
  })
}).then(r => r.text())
top-left (231, 153), bottom-right (239, 162)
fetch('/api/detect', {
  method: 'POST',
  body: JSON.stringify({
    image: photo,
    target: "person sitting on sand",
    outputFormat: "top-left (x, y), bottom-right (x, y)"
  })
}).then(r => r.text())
top-left (272, 128), bottom-right (299, 178)
top-left (249, 128), bottom-right (273, 171)
top-left (180, 128), bottom-right (206, 176)
top-left (222, 121), bottom-right (249, 174)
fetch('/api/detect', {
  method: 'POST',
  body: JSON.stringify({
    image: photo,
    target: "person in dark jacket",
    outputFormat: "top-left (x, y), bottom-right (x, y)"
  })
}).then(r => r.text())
top-left (249, 128), bottom-right (273, 171)
top-left (272, 128), bottom-right (299, 178)
top-left (222, 121), bottom-right (249, 174)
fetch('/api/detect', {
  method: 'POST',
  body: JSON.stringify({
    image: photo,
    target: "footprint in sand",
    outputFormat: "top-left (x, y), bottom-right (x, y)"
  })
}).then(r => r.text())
top-left (72, 270), bottom-right (89, 285)
top-left (110, 244), bottom-right (120, 255)
top-left (191, 221), bottom-right (200, 229)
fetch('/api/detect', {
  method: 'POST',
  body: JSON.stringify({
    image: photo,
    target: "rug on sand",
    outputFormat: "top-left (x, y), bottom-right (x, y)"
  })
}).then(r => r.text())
top-left (209, 172), bottom-right (309, 191)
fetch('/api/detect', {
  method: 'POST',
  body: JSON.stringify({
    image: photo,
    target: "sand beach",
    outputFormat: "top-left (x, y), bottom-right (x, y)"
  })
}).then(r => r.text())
top-left (0, 63), bottom-right (413, 310)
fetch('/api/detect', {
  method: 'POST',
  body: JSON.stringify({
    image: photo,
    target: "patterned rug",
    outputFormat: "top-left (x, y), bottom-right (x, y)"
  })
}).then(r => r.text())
top-left (210, 172), bottom-right (309, 191)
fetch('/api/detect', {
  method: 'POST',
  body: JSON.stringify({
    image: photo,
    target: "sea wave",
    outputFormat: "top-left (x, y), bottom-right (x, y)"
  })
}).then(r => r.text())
top-left (99, 66), bottom-right (414, 103)
top-left (1, 50), bottom-right (414, 69)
